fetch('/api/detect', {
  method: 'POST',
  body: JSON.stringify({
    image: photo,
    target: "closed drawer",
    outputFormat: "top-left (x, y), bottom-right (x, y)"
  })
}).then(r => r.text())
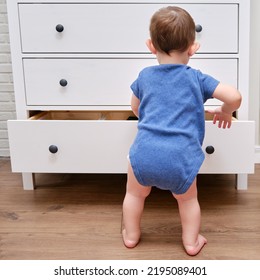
top-left (23, 58), bottom-right (155, 106)
top-left (23, 58), bottom-right (237, 106)
top-left (8, 112), bottom-right (254, 174)
top-left (19, 3), bottom-right (238, 53)
top-left (7, 111), bottom-right (137, 173)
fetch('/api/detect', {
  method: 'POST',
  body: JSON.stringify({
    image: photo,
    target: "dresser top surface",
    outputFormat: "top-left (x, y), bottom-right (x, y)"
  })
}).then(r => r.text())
top-left (6, 0), bottom-right (248, 4)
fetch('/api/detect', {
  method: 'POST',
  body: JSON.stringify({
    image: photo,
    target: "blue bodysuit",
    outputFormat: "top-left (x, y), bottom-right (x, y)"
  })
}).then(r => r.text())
top-left (129, 64), bottom-right (219, 194)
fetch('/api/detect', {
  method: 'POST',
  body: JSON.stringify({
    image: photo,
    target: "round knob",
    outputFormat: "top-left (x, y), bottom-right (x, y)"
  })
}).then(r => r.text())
top-left (195, 24), bottom-right (203, 33)
top-left (59, 79), bottom-right (68, 87)
top-left (49, 145), bottom-right (58, 154)
top-left (205, 145), bottom-right (215, 154)
top-left (56, 24), bottom-right (64, 33)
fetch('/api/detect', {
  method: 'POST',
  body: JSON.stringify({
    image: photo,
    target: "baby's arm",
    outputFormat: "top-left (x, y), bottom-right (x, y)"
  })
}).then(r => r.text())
top-left (206, 83), bottom-right (242, 128)
top-left (131, 94), bottom-right (140, 117)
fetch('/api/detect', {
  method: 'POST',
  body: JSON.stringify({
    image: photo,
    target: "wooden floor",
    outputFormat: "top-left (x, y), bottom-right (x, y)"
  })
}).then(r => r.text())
top-left (0, 158), bottom-right (259, 260)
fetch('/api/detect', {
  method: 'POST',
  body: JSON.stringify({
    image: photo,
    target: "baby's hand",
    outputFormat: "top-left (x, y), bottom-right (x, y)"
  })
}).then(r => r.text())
top-left (206, 107), bottom-right (233, 129)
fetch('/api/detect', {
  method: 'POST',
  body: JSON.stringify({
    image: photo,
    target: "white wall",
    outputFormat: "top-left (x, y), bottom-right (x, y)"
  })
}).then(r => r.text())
top-left (0, 0), bottom-right (16, 157)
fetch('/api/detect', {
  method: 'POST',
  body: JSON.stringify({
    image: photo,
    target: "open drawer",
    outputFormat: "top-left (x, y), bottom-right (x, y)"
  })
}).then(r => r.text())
top-left (7, 111), bottom-right (254, 174)
top-left (8, 111), bottom-right (138, 173)
top-left (200, 116), bottom-right (255, 174)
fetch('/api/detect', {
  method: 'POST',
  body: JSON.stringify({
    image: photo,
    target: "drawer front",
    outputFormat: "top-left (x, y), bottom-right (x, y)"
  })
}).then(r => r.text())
top-left (200, 121), bottom-right (255, 173)
top-left (7, 119), bottom-right (137, 173)
top-left (23, 58), bottom-right (155, 106)
top-left (8, 119), bottom-right (254, 174)
top-left (19, 3), bottom-right (238, 53)
top-left (23, 58), bottom-right (237, 106)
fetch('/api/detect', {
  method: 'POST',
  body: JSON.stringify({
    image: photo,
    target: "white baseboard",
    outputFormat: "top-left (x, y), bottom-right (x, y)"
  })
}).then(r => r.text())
top-left (255, 145), bottom-right (260, 163)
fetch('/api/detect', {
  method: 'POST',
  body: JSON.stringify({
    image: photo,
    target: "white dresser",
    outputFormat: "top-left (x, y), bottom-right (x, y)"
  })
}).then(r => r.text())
top-left (7, 0), bottom-right (254, 190)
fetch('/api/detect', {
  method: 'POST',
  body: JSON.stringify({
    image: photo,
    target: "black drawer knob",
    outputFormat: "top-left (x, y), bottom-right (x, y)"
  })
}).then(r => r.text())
top-left (205, 145), bottom-right (215, 154)
top-left (56, 24), bottom-right (64, 33)
top-left (49, 145), bottom-right (58, 154)
top-left (195, 24), bottom-right (203, 33)
top-left (59, 79), bottom-right (68, 87)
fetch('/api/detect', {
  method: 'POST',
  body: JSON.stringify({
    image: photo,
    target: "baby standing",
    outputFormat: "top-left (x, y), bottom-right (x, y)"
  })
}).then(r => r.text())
top-left (122, 6), bottom-right (242, 256)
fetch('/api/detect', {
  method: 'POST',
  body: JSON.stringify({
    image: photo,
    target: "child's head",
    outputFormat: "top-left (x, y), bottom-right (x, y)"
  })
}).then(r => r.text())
top-left (149, 6), bottom-right (196, 54)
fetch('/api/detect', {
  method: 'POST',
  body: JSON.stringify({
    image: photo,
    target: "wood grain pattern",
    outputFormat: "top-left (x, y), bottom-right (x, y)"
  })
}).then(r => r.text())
top-left (0, 158), bottom-right (259, 260)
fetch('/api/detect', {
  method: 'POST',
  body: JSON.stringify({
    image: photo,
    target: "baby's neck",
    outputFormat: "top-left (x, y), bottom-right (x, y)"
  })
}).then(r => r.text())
top-left (156, 50), bottom-right (189, 65)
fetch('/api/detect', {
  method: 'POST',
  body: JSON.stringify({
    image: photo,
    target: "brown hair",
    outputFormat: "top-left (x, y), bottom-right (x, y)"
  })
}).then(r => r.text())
top-left (149, 6), bottom-right (195, 54)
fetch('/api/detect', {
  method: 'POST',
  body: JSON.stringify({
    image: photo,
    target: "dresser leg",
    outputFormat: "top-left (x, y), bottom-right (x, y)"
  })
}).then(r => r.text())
top-left (22, 172), bottom-right (35, 190)
top-left (236, 174), bottom-right (248, 190)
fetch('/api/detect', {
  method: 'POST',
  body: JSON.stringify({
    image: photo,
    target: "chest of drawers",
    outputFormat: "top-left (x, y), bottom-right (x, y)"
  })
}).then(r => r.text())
top-left (7, 0), bottom-right (254, 190)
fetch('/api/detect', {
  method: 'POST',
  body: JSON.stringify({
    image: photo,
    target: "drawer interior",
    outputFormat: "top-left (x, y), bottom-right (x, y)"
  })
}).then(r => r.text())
top-left (29, 111), bottom-right (137, 121)
top-left (205, 112), bottom-right (237, 121)
top-left (29, 111), bottom-right (237, 121)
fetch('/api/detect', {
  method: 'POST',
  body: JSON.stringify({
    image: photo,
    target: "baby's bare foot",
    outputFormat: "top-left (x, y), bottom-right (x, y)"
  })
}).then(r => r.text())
top-left (184, 234), bottom-right (207, 256)
top-left (122, 229), bottom-right (140, 249)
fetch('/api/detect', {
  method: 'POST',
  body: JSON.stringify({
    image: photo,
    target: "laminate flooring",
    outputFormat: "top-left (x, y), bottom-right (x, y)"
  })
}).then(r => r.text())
top-left (0, 158), bottom-right (259, 260)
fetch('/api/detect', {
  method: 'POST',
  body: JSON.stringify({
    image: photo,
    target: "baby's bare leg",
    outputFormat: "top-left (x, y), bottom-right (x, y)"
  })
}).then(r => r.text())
top-left (173, 179), bottom-right (207, 256)
top-left (122, 161), bottom-right (151, 248)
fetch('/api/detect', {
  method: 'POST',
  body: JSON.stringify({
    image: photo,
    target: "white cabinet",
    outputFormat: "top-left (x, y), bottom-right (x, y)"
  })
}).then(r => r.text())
top-left (6, 0), bottom-right (254, 190)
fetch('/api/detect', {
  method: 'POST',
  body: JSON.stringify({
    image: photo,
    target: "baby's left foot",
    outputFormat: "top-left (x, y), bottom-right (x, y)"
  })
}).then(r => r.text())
top-left (184, 234), bottom-right (207, 256)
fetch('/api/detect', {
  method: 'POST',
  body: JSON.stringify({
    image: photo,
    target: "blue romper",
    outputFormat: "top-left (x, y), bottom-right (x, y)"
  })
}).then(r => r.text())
top-left (129, 64), bottom-right (219, 194)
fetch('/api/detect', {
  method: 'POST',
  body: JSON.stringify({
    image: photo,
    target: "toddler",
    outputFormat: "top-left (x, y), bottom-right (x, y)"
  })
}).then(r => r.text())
top-left (122, 6), bottom-right (241, 256)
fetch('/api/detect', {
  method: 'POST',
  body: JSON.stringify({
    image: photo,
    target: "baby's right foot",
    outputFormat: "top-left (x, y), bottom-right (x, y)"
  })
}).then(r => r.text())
top-left (184, 234), bottom-right (207, 256)
top-left (122, 229), bottom-right (140, 249)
